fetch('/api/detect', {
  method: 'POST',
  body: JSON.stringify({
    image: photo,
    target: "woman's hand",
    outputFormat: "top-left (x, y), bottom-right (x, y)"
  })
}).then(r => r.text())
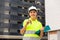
top-left (26, 20), bottom-right (32, 25)
top-left (20, 27), bottom-right (26, 35)
top-left (20, 19), bottom-right (31, 35)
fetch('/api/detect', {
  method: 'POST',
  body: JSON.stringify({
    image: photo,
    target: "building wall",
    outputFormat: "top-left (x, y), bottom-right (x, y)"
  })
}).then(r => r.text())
top-left (45, 0), bottom-right (60, 30)
top-left (0, 0), bottom-right (45, 35)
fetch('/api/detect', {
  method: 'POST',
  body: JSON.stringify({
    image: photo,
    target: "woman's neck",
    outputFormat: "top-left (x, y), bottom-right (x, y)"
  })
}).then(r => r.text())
top-left (31, 17), bottom-right (37, 21)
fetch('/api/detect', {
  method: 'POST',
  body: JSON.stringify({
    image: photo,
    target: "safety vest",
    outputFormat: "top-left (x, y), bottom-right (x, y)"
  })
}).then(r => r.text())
top-left (23, 18), bottom-right (42, 37)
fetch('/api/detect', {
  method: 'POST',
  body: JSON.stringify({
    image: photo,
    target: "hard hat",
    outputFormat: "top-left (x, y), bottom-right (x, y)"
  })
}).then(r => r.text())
top-left (28, 6), bottom-right (37, 13)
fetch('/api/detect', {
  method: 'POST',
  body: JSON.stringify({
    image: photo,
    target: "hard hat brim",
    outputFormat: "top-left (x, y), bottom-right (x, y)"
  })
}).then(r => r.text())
top-left (28, 9), bottom-right (38, 13)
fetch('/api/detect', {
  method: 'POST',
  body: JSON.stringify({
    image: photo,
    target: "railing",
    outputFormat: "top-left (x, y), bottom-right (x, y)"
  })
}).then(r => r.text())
top-left (0, 35), bottom-right (47, 40)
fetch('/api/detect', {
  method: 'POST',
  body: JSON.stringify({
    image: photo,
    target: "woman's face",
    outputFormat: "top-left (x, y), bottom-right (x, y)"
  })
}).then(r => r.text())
top-left (29, 10), bottom-right (37, 19)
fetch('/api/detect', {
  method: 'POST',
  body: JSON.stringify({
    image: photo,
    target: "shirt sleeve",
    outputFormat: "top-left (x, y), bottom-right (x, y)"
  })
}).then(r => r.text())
top-left (23, 19), bottom-right (28, 27)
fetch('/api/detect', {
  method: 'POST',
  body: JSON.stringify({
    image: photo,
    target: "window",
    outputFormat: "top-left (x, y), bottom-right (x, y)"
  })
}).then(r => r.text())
top-left (0, 19), bottom-right (4, 22)
top-left (22, 14), bottom-right (24, 17)
top-left (37, 8), bottom-right (43, 13)
top-left (5, 2), bottom-right (9, 7)
top-left (37, 15), bottom-right (42, 19)
top-left (4, 11), bottom-right (9, 15)
top-left (17, 21), bottom-right (22, 24)
top-left (3, 28), bottom-right (8, 32)
top-left (10, 11), bottom-right (17, 15)
top-left (36, 1), bottom-right (41, 5)
top-left (18, 6), bottom-right (22, 9)
top-left (10, 20), bottom-right (17, 24)
top-left (18, 14), bottom-right (22, 16)
top-left (10, 4), bottom-right (17, 7)
top-left (24, 14), bottom-right (28, 17)
top-left (4, 19), bottom-right (9, 23)
top-left (42, 16), bottom-right (45, 20)
top-left (24, 7), bottom-right (28, 9)
top-left (24, 0), bottom-right (27, 2)
top-left (29, 0), bottom-right (35, 3)
top-left (20, 0), bottom-right (22, 1)
top-left (22, 7), bottom-right (24, 9)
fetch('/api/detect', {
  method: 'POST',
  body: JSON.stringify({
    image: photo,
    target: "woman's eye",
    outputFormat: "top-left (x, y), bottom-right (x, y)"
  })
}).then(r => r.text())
top-left (33, 12), bottom-right (35, 13)
top-left (31, 12), bottom-right (32, 13)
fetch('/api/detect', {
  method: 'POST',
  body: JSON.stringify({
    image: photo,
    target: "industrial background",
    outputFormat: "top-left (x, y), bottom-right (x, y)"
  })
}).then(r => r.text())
top-left (0, 0), bottom-right (46, 40)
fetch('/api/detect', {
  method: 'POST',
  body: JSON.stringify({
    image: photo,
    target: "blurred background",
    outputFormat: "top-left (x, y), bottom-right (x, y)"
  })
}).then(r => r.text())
top-left (0, 0), bottom-right (46, 40)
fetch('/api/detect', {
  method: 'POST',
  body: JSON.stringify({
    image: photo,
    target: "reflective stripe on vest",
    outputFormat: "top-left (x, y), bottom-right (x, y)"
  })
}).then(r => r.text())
top-left (24, 30), bottom-right (39, 37)
top-left (25, 30), bottom-right (36, 34)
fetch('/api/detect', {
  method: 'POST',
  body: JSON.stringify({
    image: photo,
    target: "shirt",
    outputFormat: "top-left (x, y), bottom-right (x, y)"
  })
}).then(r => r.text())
top-left (23, 18), bottom-right (42, 37)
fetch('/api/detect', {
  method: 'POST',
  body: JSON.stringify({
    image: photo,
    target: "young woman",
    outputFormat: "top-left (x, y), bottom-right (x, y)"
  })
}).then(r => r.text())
top-left (20, 6), bottom-right (44, 40)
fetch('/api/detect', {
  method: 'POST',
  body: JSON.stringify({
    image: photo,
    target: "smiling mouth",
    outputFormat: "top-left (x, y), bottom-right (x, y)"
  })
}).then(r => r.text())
top-left (32, 15), bottom-right (35, 16)
top-left (32, 14), bottom-right (35, 16)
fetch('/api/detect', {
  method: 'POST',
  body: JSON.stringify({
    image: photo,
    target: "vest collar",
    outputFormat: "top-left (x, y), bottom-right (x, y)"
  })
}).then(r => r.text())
top-left (29, 18), bottom-right (37, 22)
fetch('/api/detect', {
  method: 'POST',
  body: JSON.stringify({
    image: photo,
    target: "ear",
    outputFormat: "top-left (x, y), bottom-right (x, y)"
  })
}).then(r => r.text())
top-left (29, 13), bottom-right (31, 17)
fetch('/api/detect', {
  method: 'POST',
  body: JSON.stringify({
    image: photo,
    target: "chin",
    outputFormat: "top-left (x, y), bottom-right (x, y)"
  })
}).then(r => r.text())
top-left (31, 17), bottom-right (36, 19)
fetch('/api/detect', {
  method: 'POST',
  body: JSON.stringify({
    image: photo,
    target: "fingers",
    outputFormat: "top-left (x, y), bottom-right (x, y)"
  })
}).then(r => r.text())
top-left (20, 30), bottom-right (24, 34)
top-left (26, 20), bottom-right (32, 25)
top-left (40, 27), bottom-right (44, 31)
top-left (20, 28), bottom-right (25, 34)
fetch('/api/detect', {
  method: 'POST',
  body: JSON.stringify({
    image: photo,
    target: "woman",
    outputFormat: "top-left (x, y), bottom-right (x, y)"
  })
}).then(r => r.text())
top-left (20, 6), bottom-right (44, 40)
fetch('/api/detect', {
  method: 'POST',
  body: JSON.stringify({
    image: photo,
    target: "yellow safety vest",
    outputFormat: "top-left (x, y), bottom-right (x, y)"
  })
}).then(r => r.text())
top-left (23, 18), bottom-right (42, 37)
